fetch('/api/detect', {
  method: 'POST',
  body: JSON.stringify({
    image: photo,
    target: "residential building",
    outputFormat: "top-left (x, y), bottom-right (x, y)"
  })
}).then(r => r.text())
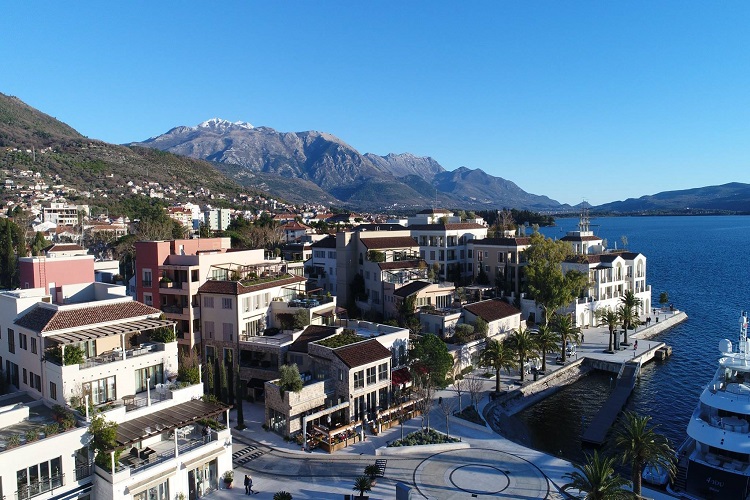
top-left (166, 206), bottom-right (193, 232)
top-left (19, 244), bottom-right (95, 300)
top-left (263, 320), bottom-right (409, 446)
top-left (197, 266), bottom-right (341, 401)
top-left (0, 275), bottom-right (232, 500)
top-left (42, 203), bottom-right (88, 226)
top-left (407, 210), bottom-right (488, 283)
top-left (334, 226), bottom-right (426, 318)
top-left (202, 209), bottom-right (230, 231)
top-left (306, 235), bottom-right (337, 295)
top-left (134, 238), bottom-right (281, 353)
top-left (388, 280), bottom-right (454, 319)
top-left (280, 221), bottom-right (310, 243)
top-left (469, 233), bottom-right (532, 298)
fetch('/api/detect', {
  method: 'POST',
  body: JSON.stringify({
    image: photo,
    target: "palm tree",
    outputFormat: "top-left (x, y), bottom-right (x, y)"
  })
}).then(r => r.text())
top-left (619, 290), bottom-right (642, 346)
top-left (596, 307), bottom-right (621, 353)
top-left (613, 411), bottom-right (676, 497)
top-left (534, 324), bottom-right (558, 372)
top-left (562, 450), bottom-right (634, 500)
top-left (507, 327), bottom-right (539, 382)
top-left (480, 339), bottom-right (517, 392)
top-left (552, 314), bottom-right (581, 363)
top-left (352, 476), bottom-right (372, 498)
top-left (273, 492), bottom-right (293, 500)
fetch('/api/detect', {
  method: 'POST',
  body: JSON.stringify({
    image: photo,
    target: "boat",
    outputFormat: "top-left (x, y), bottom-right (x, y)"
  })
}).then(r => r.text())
top-left (643, 463), bottom-right (669, 486)
top-left (668, 311), bottom-right (750, 499)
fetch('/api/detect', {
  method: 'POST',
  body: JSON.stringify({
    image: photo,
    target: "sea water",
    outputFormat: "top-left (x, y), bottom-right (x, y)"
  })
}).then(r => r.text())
top-left (513, 215), bottom-right (750, 462)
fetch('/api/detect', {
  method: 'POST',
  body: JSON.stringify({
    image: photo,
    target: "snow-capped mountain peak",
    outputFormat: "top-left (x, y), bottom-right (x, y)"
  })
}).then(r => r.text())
top-left (197, 118), bottom-right (254, 132)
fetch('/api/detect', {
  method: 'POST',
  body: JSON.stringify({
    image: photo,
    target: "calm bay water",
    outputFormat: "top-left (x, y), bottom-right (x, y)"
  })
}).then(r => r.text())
top-left (514, 215), bottom-right (750, 462)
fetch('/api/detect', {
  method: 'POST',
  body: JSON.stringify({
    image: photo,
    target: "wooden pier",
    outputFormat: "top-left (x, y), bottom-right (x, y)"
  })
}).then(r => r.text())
top-left (581, 360), bottom-right (641, 446)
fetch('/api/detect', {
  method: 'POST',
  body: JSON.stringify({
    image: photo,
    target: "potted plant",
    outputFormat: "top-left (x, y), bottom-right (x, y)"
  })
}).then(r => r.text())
top-left (352, 475), bottom-right (372, 499)
top-left (273, 492), bottom-right (293, 500)
top-left (160, 276), bottom-right (173, 288)
top-left (222, 470), bottom-right (234, 489)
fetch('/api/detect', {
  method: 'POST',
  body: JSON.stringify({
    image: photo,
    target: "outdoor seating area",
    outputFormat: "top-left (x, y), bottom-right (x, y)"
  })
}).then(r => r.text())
top-left (300, 422), bottom-right (363, 453)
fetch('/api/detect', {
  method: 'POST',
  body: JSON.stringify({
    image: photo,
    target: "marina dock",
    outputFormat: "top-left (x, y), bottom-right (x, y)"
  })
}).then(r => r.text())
top-left (581, 360), bottom-right (640, 445)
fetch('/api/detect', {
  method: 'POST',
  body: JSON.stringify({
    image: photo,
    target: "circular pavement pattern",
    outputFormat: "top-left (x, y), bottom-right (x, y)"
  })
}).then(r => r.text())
top-left (414, 448), bottom-right (550, 499)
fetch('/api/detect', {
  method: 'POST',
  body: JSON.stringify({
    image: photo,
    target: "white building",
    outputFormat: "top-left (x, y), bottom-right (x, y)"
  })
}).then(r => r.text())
top-left (43, 203), bottom-right (88, 226)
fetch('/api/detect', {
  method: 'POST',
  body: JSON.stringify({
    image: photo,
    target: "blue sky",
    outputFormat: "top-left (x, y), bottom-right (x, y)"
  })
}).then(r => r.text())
top-left (3, 2), bottom-right (749, 206)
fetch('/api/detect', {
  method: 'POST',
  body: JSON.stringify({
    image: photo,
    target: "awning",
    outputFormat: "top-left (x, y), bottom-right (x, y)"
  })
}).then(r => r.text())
top-left (115, 399), bottom-right (229, 447)
top-left (127, 470), bottom-right (177, 495)
top-left (181, 446), bottom-right (226, 469)
top-left (48, 319), bottom-right (175, 345)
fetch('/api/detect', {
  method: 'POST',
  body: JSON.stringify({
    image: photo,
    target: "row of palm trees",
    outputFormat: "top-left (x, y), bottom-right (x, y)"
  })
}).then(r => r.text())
top-left (480, 313), bottom-right (583, 392)
top-left (596, 290), bottom-right (643, 353)
top-left (563, 411), bottom-right (677, 499)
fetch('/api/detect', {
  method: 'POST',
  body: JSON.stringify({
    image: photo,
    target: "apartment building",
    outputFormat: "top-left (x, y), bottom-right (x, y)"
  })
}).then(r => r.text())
top-left (134, 238), bottom-right (281, 353)
top-left (469, 233), bottom-right (532, 298)
top-left (42, 203), bottom-right (88, 226)
top-left (335, 227), bottom-right (428, 319)
top-left (202, 209), bottom-right (230, 232)
top-left (306, 235), bottom-right (337, 295)
top-left (407, 210), bottom-right (488, 283)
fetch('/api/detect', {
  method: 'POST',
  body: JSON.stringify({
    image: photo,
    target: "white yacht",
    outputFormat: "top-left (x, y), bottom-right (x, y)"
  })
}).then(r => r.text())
top-left (669, 312), bottom-right (750, 499)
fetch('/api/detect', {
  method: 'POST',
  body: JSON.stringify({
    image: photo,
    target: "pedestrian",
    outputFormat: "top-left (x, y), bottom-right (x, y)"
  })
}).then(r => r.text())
top-left (202, 424), bottom-right (210, 443)
top-left (634, 340), bottom-right (638, 350)
top-left (248, 474), bottom-right (257, 495)
top-left (244, 474), bottom-right (250, 495)
top-left (581, 333), bottom-right (585, 343)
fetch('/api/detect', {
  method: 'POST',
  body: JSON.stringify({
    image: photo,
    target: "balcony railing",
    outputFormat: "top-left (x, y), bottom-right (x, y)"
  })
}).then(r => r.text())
top-left (16, 474), bottom-right (64, 500)
top-left (78, 343), bottom-right (162, 370)
top-left (75, 463), bottom-right (93, 481)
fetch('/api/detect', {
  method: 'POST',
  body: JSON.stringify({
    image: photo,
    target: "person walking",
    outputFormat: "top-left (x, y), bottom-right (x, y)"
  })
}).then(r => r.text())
top-left (248, 474), bottom-right (257, 495)
top-left (244, 475), bottom-right (250, 495)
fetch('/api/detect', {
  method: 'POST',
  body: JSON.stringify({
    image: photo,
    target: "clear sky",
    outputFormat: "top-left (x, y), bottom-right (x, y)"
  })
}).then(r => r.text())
top-left (3, 1), bottom-right (749, 206)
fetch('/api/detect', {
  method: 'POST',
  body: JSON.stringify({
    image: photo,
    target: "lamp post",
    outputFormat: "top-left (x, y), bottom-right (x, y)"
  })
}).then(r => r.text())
top-left (235, 330), bottom-right (245, 430)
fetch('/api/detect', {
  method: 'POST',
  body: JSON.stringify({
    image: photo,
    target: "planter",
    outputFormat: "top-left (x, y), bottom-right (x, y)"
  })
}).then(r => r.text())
top-left (223, 481), bottom-right (232, 489)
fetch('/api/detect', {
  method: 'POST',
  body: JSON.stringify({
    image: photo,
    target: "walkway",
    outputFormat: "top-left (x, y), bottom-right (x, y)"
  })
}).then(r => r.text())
top-left (212, 310), bottom-right (685, 499)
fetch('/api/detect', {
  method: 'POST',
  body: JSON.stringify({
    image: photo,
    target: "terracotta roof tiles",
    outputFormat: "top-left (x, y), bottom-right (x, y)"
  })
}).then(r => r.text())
top-left (335, 339), bottom-right (392, 368)
top-left (15, 301), bottom-right (162, 333)
top-left (463, 299), bottom-right (521, 323)
top-left (360, 236), bottom-right (418, 250)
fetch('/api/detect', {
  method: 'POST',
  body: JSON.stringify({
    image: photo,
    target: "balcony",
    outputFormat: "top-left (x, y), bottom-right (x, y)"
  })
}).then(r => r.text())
top-left (77, 342), bottom-right (165, 370)
top-left (16, 474), bottom-right (64, 500)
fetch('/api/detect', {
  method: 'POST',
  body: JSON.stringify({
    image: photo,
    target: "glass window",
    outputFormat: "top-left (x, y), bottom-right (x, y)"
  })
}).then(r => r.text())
top-left (378, 363), bottom-right (388, 381)
top-left (222, 298), bottom-right (232, 309)
top-left (83, 376), bottom-right (117, 404)
top-left (203, 296), bottom-right (214, 308)
top-left (133, 480), bottom-right (169, 500)
top-left (135, 364), bottom-right (163, 393)
top-left (354, 370), bottom-right (364, 389)
top-left (8, 329), bottom-right (14, 354)
top-left (50, 382), bottom-right (57, 401)
top-left (31, 337), bottom-right (37, 354)
top-left (367, 367), bottom-right (376, 385)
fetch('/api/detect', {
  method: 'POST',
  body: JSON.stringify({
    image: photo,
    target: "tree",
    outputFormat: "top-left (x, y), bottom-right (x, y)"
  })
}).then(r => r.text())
top-left (410, 334), bottom-right (453, 388)
top-left (562, 450), bottom-right (634, 500)
top-left (438, 395), bottom-right (456, 439)
top-left (474, 317), bottom-right (489, 337)
top-left (0, 220), bottom-right (18, 289)
top-left (480, 339), bottom-right (517, 392)
top-left (619, 290), bottom-right (642, 346)
top-left (525, 231), bottom-right (588, 326)
top-left (450, 362), bottom-right (466, 412)
top-left (90, 414), bottom-right (120, 470)
top-left (235, 364), bottom-right (245, 430)
top-left (613, 411), bottom-right (676, 497)
top-left (292, 309), bottom-right (309, 330)
top-left (476, 266), bottom-right (490, 285)
top-left (278, 364), bottom-right (303, 396)
top-left (465, 374), bottom-right (485, 408)
top-left (352, 476), bottom-right (372, 498)
top-left (596, 307), bottom-right (621, 353)
top-left (534, 324), bottom-right (558, 372)
top-left (31, 231), bottom-right (49, 256)
top-left (659, 291), bottom-right (669, 308)
top-left (506, 327), bottom-right (539, 382)
top-left (552, 314), bottom-right (581, 363)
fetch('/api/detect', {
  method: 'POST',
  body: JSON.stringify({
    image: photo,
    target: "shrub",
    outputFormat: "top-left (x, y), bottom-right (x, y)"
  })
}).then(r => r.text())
top-left (178, 351), bottom-right (201, 385)
top-left (150, 326), bottom-right (176, 343)
top-left (278, 364), bottom-right (303, 396)
top-left (63, 345), bottom-right (85, 366)
top-left (273, 492), bottom-right (293, 500)
top-left (387, 428), bottom-right (460, 447)
top-left (44, 423), bottom-right (60, 436)
top-left (25, 429), bottom-right (38, 443)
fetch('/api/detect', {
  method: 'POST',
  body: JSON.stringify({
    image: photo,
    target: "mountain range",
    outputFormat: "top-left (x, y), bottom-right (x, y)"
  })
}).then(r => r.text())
top-left (2, 91), bottom-right (749, 215)
top-left (132, 119), bottom-right (565, 211)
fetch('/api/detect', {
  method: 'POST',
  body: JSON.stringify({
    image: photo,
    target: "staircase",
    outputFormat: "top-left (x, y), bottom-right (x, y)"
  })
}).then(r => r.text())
top-left (672, 463), bottom-right (688, 492)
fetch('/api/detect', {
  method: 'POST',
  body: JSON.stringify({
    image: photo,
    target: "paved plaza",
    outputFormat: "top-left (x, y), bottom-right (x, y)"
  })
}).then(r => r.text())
top-left (210, 311), bottom-right (684, 499)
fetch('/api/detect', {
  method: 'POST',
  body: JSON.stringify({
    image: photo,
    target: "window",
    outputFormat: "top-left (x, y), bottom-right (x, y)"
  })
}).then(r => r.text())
top-left (143, 293), bottom-right (153, 306)
top-left (203, 296), bottom-right (215, 308)
top-left (22, 368), bottom-right (27, 385)
top-left (379, 362), bottom-right (388, 381)
top-left (288, 353), bottom-right (303, 365)
top-left (33, 373), bottom-right (41, 391)
top-left (223, 323), bottom-right (233, 341)
top-left (143, 269), bottom-right (152, 287)
top-left (367, 367), bottom-right (376, 385)
top-left (83, 376), bottom-right (117, 405)
top-left (468, 249), bottom-right (473, 258)
top-left (30, 337), bottom-right (37, 354)
top-left (338, 368), bottom-right (344, 381)
top-left (50, 382), bottom-right (57, 401)
top-left (205, 346), bottom-right (215, 364)
top-left (430, 251), bottom-right (435, 260)
top-left (135, 364), bottom-right (163, 393)
top-left (7, 329), bottom-right (14, 354)
top-left (133, 480), bottom-right (169, 500)
top-left (205, 321), bottom-right (214, 339)
top-left (19, 333), bottom-right (27, 350)
top-left (222, 297), bottom-right (233, 310)
top-left (353, 370), bottom-right (364, 389)
top-left (17, 457), bottom-right (63, 499)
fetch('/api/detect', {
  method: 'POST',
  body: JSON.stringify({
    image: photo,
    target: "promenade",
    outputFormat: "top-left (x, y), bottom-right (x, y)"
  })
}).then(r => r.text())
top-left (212, 310), bottom-right (685, 499)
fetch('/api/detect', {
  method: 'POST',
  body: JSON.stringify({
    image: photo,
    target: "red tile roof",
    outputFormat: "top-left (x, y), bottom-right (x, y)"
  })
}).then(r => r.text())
top-left (15, 301), bottom-right (162, 333)
top-left (561, 235), bottom-right (602, 242)
top-left (311, 235), bottom-right (337, 248)
top-left (360, 236), bottom-right (418, 250)
top-left (409, 223), bottom-right (487, 230)
top-left (335, 339), bottom-right (392, 368)
top-left (463, 299), bottom-right (521, 323)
